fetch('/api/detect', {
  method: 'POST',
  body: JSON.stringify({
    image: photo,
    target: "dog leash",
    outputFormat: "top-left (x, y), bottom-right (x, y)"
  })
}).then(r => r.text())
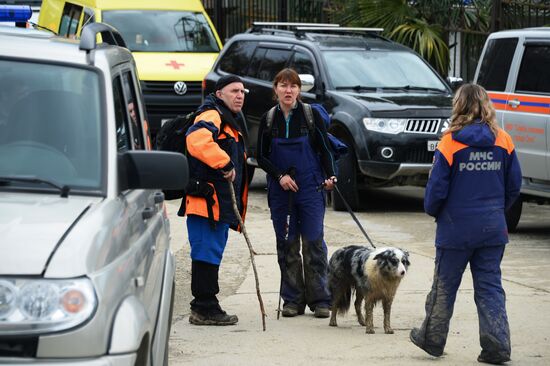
top-left (318, 181), bottom-right (376, 249)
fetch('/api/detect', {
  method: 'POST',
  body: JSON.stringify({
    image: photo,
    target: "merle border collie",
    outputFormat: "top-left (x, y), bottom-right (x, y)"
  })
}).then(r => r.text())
top-left (328, 245), bottom-right (410, 333)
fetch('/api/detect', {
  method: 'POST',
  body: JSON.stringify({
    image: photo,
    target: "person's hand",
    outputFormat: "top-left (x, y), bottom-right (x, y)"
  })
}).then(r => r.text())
top-left (223, 168), bottom-right (236, 182)
top-left (323, 176), bottom-right (337, 191)
top-left (279, 174), bottom-right (298, 192)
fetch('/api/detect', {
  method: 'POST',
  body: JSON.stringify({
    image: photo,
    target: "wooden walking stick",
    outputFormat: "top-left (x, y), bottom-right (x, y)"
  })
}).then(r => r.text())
top-left (228, 181), bottom-right (267, 331)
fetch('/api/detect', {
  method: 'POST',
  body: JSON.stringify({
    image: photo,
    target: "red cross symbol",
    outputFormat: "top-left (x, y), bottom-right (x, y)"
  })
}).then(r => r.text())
top-left (165, 60), bottom-right (185, 69)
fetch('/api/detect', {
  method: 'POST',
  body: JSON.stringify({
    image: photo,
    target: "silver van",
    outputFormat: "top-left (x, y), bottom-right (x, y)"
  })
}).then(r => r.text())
top-left (474, 27), bottom-right (550, 231)
top-left (0, 19), bottom-right (187, 365)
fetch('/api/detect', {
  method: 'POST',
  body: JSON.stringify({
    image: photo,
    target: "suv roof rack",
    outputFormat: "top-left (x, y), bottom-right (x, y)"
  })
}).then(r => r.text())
top-left (79, 22), bottom-right (126, 52)
top-left (296, 27), bottom-right (383, 33)
top-left (248, 22), bottom-right (385, 40)
top-left (251, 22), bottom-right (339, 30)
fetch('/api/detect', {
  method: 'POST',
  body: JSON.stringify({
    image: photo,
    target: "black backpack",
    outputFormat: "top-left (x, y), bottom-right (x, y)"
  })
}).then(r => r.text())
top-left (155, 111), bottom-right (197, 200)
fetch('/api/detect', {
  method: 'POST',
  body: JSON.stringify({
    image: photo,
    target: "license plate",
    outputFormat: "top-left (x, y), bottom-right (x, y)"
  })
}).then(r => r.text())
top-left (427, 140), bottom-right (439, 151)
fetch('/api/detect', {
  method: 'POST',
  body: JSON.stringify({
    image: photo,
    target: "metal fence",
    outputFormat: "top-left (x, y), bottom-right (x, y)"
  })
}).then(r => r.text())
top-left (497, 0), bottom-right (550, 30)
top-left (203, 1), bottom-right (550, 81)
top-left (447, 0), bottom-right (549, 81)
top-left (202, 0), bottom-right (328, 42)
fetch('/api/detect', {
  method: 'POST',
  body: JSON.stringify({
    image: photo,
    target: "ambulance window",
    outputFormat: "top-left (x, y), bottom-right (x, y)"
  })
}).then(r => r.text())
top-left (219, 41), bottom-right (257, 76)
top-left (113, 77), bottom-right (131, 152)
top-left (257, 49), bottom-right (292, 81)
top-left (515, 44), bottom-right (550, 95)
top-left (59, 3), bottom-right (83, 38)
top-left (477, 38), bottom-right (518, 92)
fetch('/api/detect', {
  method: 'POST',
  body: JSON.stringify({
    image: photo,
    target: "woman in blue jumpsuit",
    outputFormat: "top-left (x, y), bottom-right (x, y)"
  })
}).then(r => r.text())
top-left (257, 68), bottom-right (337, 318)
top-left (410, 84), bottom-right (522, 364)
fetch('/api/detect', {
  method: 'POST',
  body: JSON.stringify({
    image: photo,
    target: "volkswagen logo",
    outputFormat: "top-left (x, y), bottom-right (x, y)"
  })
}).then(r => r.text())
top-left (174, 81), bottom-right (187, 95)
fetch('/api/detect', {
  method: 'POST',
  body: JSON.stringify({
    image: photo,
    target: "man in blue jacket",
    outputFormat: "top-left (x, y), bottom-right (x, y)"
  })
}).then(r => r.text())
top-left (409, 84), bottom-right (522, 365)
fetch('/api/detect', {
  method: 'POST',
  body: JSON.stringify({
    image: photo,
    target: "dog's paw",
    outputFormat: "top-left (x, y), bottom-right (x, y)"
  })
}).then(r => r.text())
top-left (365, 327), bottom-right (375, 334)
top-left (384, 328), bottom-right (394, 334)
top-left (329, 319), bottom-right (337, 327)
top-left (358, 319), bottom-right (366, 326)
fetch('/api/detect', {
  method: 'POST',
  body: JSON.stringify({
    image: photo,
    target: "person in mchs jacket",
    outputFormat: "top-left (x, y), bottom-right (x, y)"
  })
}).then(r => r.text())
top-left (410, 84), bottom-right (522, 365)
top-left (185, 75), bottom-right (249, 326)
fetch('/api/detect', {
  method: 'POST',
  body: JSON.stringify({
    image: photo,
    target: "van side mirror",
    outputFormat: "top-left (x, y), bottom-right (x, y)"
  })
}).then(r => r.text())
top-left (118, 151), bottom-right (188, 191)
top-left (446, 76), bottom-right (464, 91)
top-left (299, 74), bottom-right (315, 93)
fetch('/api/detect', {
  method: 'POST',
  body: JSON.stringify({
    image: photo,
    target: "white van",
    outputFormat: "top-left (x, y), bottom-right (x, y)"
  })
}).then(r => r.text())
top-left (474, 27), bottom-right (550, 230)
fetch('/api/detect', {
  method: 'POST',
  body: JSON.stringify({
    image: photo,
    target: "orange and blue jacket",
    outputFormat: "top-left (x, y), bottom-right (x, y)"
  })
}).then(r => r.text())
top-left (185, 95), bottom-right (248, 230)
top-left (424, 121), bottom-right (522, 248)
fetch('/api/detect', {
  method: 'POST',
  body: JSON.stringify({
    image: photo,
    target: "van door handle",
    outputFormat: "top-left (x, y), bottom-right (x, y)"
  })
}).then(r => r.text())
top-left (142, 207), bottom-right (155, 220)
top-left (154, 192), bottom-right (165, 204)
top-left (508, 99), bottom-right (520, 108)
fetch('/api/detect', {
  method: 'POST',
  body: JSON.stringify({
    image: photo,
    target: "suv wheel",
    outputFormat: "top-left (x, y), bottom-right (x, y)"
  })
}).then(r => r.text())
top-left (332, 141), bottom-right (360, 211)
top-left (506, 195), bottom-right (523, 232)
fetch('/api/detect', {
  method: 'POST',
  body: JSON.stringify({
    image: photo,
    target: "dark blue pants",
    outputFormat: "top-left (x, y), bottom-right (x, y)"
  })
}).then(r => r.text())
top-left (267, 134), bottom-right (331, 310)
top-left (416, 245), bottom-right (511, 359)
top-left (269, 182), bottom-right (331, 310)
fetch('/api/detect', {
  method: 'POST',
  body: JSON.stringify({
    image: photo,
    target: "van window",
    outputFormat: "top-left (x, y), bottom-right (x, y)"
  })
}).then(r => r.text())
top-left (59, 2), bottom-right (83, 38)
top-left (257, 49), bottom-right (292, 81)
top-left (0, 60), bottom-right (101, 190)
top-left (121, 71), bottom-right (144, 150)
top-left (113, 76), bottom-right (131, 152)
top-left (476, 38), bottom-right (518, 92)
top-left (102, 11), bottom-right (219, 53)
top-left (219, 41), bottom-right (257, 75)
top-left (515, 44), bottom-right (550, 95)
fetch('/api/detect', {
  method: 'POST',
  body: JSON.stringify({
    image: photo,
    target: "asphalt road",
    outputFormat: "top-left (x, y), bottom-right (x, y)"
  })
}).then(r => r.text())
top-left (166, 171), bottom-right (550, 365)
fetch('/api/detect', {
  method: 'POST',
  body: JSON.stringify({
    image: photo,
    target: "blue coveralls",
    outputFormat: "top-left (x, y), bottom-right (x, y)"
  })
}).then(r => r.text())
top-left (414, 121), bottom-right (522, 360)
top-left (267, 133), bottom-right (331, 311)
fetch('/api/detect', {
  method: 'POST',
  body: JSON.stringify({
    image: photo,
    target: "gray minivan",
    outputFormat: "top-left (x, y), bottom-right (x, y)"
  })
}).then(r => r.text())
top-left (474, 27), bottom-right (550, 230)
top-left (0, 21), bottom-right (187, 365)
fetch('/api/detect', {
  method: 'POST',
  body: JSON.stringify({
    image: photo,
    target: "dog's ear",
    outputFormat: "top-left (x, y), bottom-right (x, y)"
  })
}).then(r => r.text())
top-left (373, 249), bottom-right (390, 261)
top-left (400, 249), bottom-right (411, 266)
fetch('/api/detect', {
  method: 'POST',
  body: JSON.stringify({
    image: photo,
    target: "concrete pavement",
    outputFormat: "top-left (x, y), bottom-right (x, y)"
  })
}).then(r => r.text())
top-left (167, 178), bottom-right (550, 365)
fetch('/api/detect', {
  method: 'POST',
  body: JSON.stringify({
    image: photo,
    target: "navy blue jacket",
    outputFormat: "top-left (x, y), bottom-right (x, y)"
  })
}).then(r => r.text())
top-left (424, 121), bottom-right (522, 248)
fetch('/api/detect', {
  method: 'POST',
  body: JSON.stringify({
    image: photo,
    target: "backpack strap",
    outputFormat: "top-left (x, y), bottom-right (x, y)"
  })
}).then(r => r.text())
top-left (301, 102), bottom-right (315, 133)
top-left (266, 106), bottom-right (277, 137)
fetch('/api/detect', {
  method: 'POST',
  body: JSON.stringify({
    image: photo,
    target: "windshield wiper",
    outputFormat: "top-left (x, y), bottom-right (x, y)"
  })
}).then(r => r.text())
top-left (0, 176), bottom-right (70, 198)
top-left (388, 85), bottom-right (447, 93)
top-left (335, 85), bottom-right (377, 92)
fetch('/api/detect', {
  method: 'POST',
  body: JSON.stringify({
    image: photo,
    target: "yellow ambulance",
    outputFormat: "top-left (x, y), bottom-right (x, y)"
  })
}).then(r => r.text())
top-left (39, 0), bottom-right (223, 138)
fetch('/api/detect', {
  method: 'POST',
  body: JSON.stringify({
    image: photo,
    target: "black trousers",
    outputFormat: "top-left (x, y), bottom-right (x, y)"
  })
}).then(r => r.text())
top-left (190, 260), bottom-right (222, 314)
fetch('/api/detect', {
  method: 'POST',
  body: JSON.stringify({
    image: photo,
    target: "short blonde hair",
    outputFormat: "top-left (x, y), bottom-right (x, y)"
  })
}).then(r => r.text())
top-left (447, 83), bottom-right (499, 137)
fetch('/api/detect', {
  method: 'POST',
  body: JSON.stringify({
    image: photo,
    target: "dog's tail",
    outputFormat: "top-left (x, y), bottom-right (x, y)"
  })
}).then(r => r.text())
top-left (333, 286), bottom-right (353, 315)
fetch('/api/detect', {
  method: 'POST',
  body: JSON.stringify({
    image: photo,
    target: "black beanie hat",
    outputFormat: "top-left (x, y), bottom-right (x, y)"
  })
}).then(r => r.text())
top-left (215, 75), bottom-right (243, 91)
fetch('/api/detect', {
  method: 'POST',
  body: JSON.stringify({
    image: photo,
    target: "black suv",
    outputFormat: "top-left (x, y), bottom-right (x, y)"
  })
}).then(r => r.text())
top-left (203, 23), bottom-right (453, 210)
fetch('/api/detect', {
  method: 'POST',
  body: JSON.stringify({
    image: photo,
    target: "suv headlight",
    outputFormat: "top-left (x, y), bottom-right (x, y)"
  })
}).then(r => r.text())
top-left (0, 278), bottom-right (96, 335)
top-left (363, 118), bottom-right (407, 134)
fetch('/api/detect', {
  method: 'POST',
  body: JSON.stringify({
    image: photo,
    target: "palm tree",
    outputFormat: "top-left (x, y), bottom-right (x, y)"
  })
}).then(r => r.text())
top-left (327, 0), bottom-right (492, 76)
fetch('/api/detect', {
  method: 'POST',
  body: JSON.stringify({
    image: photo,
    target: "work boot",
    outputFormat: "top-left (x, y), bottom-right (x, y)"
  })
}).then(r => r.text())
top-left (281, 304), bottom-right (304, 317)
top-left (409, 327), bottom-right (443, 357)
top-left (314, 306), bottom-right (330, 318)
top-left (189, 310), bottom-right (238, 326)
top-left (477, 354), bottom-right (511, 364)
